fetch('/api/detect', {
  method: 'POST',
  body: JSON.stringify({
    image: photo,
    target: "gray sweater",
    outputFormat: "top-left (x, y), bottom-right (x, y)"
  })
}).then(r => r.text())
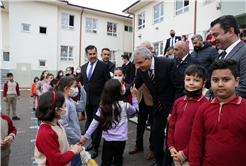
top-left (35, 79), bottom-right (46, 96)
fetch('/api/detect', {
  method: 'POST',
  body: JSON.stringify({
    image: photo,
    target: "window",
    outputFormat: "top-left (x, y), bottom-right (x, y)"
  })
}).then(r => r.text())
top-left (39, 60), bottom-right (46, 67)
top-left (154, 3), bottom-right (164, 24)
top-left (107, 22), bottom-right (117, 36)
top-left (124, 52), bottom-right (132, 58)
top-left (176, 0), bottom-right (189, 15)
top-left (61, 46), bottom-right (73, 61)
top-left (205, 0), bottom-right (213, 4)
top-left (22, 24), bottom-right (30, 32)
top-left (138, 13), bottom-right (145, 29)
top-left (86, 18), bottom-right (97, 33)
top-left (61, 13), bottom-right (74, 30)
top-left (110, 51), bottom-right (117, 64)
top-left (153, 42), bottom-right (163, 56)
top-left (125, 25), bottom-right (133, 32)
top-left (39, 27), bottom-right (47, 34)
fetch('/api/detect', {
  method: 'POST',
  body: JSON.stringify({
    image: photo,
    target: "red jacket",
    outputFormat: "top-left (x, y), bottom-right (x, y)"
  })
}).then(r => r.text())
top-left (3, 81), bottom-right (20, 97)
top-left (0, 115), bottom-right (17, 137)
top-left (168, 94), bottom-right (208, 160)
top-left (189, 95), bottom-right (246, 166)
top-left (123, 82), bottom-right (132, 104)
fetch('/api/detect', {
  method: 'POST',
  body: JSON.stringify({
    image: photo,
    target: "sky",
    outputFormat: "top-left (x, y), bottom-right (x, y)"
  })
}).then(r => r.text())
top-left (68, 0), bottom-right (137, 16)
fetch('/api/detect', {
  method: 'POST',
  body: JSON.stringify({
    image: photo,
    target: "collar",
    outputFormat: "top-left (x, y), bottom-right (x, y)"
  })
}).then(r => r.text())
top-left (211, 94), bottom-right (242, 105)
top-left (184, 93), bottom-right (204, 102)
top-left (150, 57), bottom-right (155, 70)
top-left (101, 60), bottom-right (108, 64)
top-left (225, 39), bottom-right (241, 55)
top-left (125, 61), bottom-right (130, 66)
top-left (90, 59), bottom-right (98, 66)
top-left (181, 53), bottom-right (189, 61)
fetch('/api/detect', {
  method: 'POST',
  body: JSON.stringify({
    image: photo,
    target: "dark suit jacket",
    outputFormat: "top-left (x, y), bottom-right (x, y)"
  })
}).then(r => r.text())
top-left (164, 36), bottom-right (181, 54)
top-left (126, 57), bottom-right (183, 116)
top-left (205, 41), bottom-right (246, 99)
top-left (105, 60), bottom-right (115, 73)
top-left (122, 61), bottom-right (136, 84)
top-left (80, 60), bottom-right (111, 105)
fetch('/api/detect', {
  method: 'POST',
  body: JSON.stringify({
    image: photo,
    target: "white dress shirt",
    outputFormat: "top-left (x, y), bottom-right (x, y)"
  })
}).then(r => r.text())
top-left (148, 57), bottom-right (155, 76)
top-left (170, 36), bottom-right (176, 47)
top-left (86, 60), bottom-right (98, 78)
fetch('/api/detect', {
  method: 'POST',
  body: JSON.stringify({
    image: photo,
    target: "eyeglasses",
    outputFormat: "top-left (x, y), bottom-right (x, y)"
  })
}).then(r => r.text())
top-left (133, 58), bottom-right (147, 66)
top-left (88, 53), bottom-right (96, 55)
top-left (103, 54), bottom-right (110, 56)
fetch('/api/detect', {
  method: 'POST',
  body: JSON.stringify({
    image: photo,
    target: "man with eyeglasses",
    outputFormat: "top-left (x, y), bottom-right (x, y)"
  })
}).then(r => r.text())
top-left (100, 48), bottom-right (115, 73)
top-left (80, 45), bottom-right (111, 159)
top-left (125, 47), bottom-right (183, 166)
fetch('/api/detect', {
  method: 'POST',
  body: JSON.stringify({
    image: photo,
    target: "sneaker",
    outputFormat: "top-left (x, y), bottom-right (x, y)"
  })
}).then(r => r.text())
top-left (12, 116), bottom-right (20, 120)
top-left (33, 108), bottom-right (35, 111)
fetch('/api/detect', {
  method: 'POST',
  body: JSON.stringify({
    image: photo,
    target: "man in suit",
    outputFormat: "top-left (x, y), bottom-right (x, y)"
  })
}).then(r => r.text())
top-left (129, 41), bottom-right (155, 160)
top-left (191, 34), bottom-right (218, 89)
top-left (205, 15), bottom-right (246, 99)
top-left (100, 48), bottom-right (115, 74)
top-left (125, 47), bottom-right (183, 166)
top-left (121, 54), bottom-right (135, 84)
top-left (80, 45), bottom-right (111, 158)
top-left (164, 30), bottom-right (181, 55)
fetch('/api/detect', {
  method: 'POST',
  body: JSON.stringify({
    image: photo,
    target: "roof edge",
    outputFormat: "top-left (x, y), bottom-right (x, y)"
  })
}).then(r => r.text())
top-left (122, 0), bottom-right (141, 12)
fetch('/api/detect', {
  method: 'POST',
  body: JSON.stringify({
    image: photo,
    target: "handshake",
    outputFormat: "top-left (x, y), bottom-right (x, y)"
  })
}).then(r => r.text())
top-left (70, 135), bottom-right (87, 155)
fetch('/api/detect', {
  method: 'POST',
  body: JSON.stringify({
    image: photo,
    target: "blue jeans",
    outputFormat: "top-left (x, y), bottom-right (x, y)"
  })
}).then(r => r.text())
top-left (71, 154), bottom-right (82, 166)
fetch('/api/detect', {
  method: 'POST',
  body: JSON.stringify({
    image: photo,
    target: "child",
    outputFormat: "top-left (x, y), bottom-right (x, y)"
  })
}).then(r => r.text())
top-left (189, 60), bottom-right (246, 166)
top-left (55, 76), bottom-right (86, 166)
top-left (50, 79), bottom-right (59, 88)
top-left (113, 67), bottom-right (132, 104)
top-left (168, 64), bottom-right (208, 166)
top-left (66, 67), bottom-right (75, 77)
top-left (31, 77), bottom-right (39, 111)
top-left (36, 70), bottom-right (49, 100)
top-left (43, 73), bottom-right (54, 93)
top-left (1, 114), bottom-right (17, 165)
top-left (3, 73), bottom-right (21, 120)
top-left (80, 79), bottom-right (138, 166)
top-left (35, 91), bottom-right (83, 166)
top-left (56, 70), bottom-right (64, 80)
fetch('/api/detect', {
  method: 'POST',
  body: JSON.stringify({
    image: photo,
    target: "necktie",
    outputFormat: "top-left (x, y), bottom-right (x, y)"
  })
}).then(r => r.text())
top-left (148, 69), bottom-right (163, 110)
top-left (88, 63), bottom-right (93, 81)
top-left (219, 51), bottom-right (227, 59)
top-left (171, 38), bottom-right (173, 47)
top-left (177, 59), bottom-right (182, 67)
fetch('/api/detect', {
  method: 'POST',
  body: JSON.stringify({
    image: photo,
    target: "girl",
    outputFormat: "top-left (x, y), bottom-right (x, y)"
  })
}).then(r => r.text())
top-left (113, 67), bottom-right (132, 104)
top-left (55, 76), bottom-right (86, 166)
top-left (36, 70), bottom-right (49, 100)
top-left (35, 91), bottom-right (83, 166)
top-left (43, 74), bottom-right (54, 93)
top-left (66, 67), bottom-right (75, 77)
top-left (56, 70), bottom-right (64, 80)
top-left (81, 79), bottom-right (138, 166)
top-left (30, 77), bottom-right (39, 111)
top-left (181, 35), bottom-right (190, 53)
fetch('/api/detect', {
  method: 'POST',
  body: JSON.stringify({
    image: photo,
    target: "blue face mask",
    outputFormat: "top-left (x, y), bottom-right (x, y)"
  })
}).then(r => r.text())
top-left (168, 54), bottom-right (175, 59)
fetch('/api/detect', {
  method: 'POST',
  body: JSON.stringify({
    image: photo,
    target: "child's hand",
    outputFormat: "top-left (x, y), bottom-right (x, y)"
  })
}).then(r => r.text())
top-left (170, 148), bottom-right (178, 156)
top-left (79, 135), bottom-right (87, 145)
top-left (70, 144), bottom-right (83, 155)
top-left (18, 96), bottom-right (20, 100)
top-left (77, 100), bottom-right (80, 103)
top-left (1, 140), bottom-right (5, 146)
top-left (4, 98), bottom-right (7, 102)
top-left (3, 136), bottom-right (14, 146)
top-left (172, 151), bottom-right (186, 163)
top-left (130, 84), bottom-right (137, 97)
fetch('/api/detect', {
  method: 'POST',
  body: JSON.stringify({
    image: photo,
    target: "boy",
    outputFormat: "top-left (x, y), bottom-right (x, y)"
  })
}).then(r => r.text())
top-left (42, 73), bottom-right (54, 93)
top-left (3, 73), bottom-right (20, 120)
top-left (189, 60), bottom-right (246, 166)
top-left (168, 64), bottom-right (208, 166)
top-left (1, 114), bottom-right (17, 165)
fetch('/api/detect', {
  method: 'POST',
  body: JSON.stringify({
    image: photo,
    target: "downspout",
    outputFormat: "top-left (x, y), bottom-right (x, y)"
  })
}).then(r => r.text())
top-left (126, 10), bottom-right (135, 52)
top-left (194, 0), bottom-right (197, 35)
top-left (79, 8), bottom-right (84, 66)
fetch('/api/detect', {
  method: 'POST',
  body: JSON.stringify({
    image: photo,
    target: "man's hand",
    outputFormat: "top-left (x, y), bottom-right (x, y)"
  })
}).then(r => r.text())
top-left (79, 135), bottom-right (87, 146)
top-left (167, 114), bottom-right (171, 123)
top-left (3, 136), bottom-right (14, 146)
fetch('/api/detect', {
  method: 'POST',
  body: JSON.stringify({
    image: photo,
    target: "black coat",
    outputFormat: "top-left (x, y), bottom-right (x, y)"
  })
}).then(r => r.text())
top-left (80, 60), bottom-right (111, 105)
top-left (122, 61), bottom-right (136, 84)
top-left (164, 36), bottom-right (181, 54)
top-left (105, 60), bottom-right (115, 73)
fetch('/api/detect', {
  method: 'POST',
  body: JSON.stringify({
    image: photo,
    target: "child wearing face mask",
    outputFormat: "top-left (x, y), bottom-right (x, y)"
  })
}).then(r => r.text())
top-left (35, 91), bottom-right (83, 166)
top-left (55, 76), bottom-right (86, 166)
top-left (66, 67), bottom-right (75, 77)
top-left (36, 70), bottom-right (49, 100)
top-left (30, 77), bottom-right (39, 111)
top-left (43, 74), bottom-right (54, 93)
top-left (56, 70), bottom-right (64, 80)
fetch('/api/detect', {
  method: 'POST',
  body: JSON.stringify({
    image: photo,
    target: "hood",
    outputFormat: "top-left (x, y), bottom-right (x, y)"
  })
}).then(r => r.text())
top-left (201, 41), bottom-right (212, 49)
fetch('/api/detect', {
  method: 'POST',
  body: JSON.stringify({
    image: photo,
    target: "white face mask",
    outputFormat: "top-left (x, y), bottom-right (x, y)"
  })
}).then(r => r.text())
top-left (69, 87), bottom-right (79, 97)
top-left (44, 74), bottom-right (48, 77)
top-left (122, 60), bottom-right (125, 64)
top-left (59, 108), bottom-right (68, 119)
top-left (76, 70), bottom-right (81, 73)
top-left (114, 76), bottom-right (123, 82)
top-left (60, 73), bottom-right (63, 76)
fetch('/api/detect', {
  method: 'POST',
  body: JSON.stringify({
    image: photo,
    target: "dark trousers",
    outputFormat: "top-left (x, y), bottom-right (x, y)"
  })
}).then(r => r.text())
top-left (136, 98), bottom-right (153, 151)
top-left (101, 140), bottom-right (126, 166)
top-left (85, 104), bottom-right (102, 150)
top-left (162, 123), bottom-right (173, 166)
top-left (152, 110), bottom-right (167, 165)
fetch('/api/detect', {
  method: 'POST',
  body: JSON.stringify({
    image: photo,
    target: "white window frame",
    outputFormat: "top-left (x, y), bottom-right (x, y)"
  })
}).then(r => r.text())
top-left (138, 12), bottom-right (145, 29)
top-left (39, 26), bottom-right (47, 34)
top-left (22, 23), bottom-right (30, 32)
top-left (110, 51), bottom-right (117, 64)
top-left (153, 42), bottom-right (164, 56)
top-left (39, 60), bottom-right (46, 67)
top-left (84, 51), bottom-right (89, 63)
top-left (60, 46), bottom-right (74, 62)
top-left (125, 25), bottom-right (133, 32)
top-left (61, 13), bottom-right (74, 30)
top-left (86, 18), bottom-right (97, 33)
top-left (176, 0), bottom-right (189, 15)
top-left (204, 0), bottom-right (214, 4)
top-left (154, 3), bottom-right (164, 24)
top-left (107, 22), bottom-right (117, 37)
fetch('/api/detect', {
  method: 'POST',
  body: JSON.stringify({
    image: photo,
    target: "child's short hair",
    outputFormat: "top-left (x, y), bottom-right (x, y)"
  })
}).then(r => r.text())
top-left (209, 59), bottom-right (238, 78)
top-left (185, 64), bottom-right (207, 82)
top-left (114, 67), bottom-right (126, 75)
top-left (34, 77), bottom-right (39, 83)
top-left (35, 91), bottom-right (65, 121)
top-left (55, 76), bottom-right (76, 92)
top-left (7, 73), bottom-right (13, 77)
top-left (50, 79), bottom-right (59, 87)
top-left (46, 73), bottom-right (54, 79)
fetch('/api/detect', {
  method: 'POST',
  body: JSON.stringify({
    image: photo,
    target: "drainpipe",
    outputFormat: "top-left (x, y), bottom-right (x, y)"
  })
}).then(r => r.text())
top-left (126, 10), bottom-right (135, 52)
top-left (79, 8), bottom-right (84, 66)
top-left (194, 0), bottom-right (197, 35)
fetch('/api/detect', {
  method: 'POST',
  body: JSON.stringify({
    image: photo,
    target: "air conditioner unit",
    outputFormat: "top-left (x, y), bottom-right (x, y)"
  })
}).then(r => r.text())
top-left (216, 0), bottom-right (221, 10)
top-left (138, 33), bottom-right (142, 37)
